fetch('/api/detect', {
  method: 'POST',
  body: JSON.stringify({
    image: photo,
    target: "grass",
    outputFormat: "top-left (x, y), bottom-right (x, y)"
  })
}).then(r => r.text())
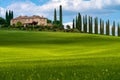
top-left (0, 30), bottom-right (120, 80)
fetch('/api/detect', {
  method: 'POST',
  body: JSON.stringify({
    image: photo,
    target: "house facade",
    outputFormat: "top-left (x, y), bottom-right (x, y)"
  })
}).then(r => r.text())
top-left (11, 15), bottom-right (47, 26)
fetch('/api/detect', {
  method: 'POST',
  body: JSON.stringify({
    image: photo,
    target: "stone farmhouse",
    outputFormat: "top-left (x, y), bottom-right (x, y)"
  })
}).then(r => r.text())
top-left (10, 15), bottom-right (48, 26)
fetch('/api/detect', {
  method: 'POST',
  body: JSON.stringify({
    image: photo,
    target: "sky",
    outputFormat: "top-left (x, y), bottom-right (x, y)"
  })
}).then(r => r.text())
top-left (0, 0), bottom-right (120, 26)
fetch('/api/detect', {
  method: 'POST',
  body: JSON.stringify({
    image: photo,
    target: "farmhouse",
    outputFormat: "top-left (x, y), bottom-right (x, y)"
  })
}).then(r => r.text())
top-left (10, 15), bottom-right (47, 26)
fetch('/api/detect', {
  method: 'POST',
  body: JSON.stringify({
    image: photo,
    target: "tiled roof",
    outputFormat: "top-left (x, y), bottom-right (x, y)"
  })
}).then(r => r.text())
top-left (13, 15), bottom-right (46, 20)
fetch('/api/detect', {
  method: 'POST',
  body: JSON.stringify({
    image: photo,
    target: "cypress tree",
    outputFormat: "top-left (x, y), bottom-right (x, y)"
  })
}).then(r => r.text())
top-left (89, 16), bottom-right (90, 33)
top-left (94, 17), bottom-right (98, 34)
top-left (84, 15), bottom-right (87, 33)
top-left (76, 16), bottom-right (78, 29)
top-left (77, 13), bottom-right (82, 32)
top-left (89, 16), bottom-right (92, 34)
top-left (102, 20), bottom-right (104, 35)
top-left (11, 11), bottom-right (13, 19)
top-left (73, 19), bottom-right (75, 29)
top-left (54, 8), bottom-right (57, 24)
top-left (100, 18), bottom-right (102, 34)
top-left (118, 23), bottom-right (120, 36)
top-left (106, 20), bottom-right (110, 35)
top-left (5, 11), bottom-right (9, 25)
top-left (83, 16), bottom-right (85, 32)
top-left (112, 21), bottom-right (115, 36)
top-left (59, 5), bottom-right (63, 27)
top-left (5, 10), bottom-right (14, 26)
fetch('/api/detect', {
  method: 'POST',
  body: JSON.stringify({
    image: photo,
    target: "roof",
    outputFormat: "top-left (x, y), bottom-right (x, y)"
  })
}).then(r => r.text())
top-left (12, 15), bottom-right (47, 20)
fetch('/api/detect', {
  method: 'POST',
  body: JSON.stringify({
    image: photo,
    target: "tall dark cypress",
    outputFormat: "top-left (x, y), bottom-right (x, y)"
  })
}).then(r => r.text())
top-left (11, 11), bottom-right (13, 19)
top-left (84, 15), bottom-right (87, 33)
top-left (54, 8), bottom-right (57, 24)
top-left (73, 19), bottom-right (75, 29)
top-left (5, 11), bottom-right (9, 25)
top-left (112, 21), bottom-right (115, 36)
top-left (76, 16), bottom-right (78, 29)
top-left (94, 17), bottom-right (98, 34)
top-left (5, 10), bottom-right (14, 26)
top-left (83, 16), bottom-right (85, 32)
top-left (59, 5), bottom-right (62, 27)
top-left (100, 18), bottom-right (102, 34)
top-left (77, 13), bottom-right (82, 32)
top-left (102, 20), bottom-right (104, 35)
top-left (106, 20), bottom-right (110, 35)
top-left (89, 16), bottom-right (92, 34)
top-left (118, 23), bottom-right (120, 36)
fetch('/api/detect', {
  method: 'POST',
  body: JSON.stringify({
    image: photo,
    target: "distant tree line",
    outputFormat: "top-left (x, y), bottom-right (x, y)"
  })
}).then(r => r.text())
top-left (72, 13), bottom-right (120, 36)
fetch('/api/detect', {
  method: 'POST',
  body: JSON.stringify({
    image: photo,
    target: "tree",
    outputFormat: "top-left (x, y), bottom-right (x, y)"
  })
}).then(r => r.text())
top-left (47, 19), bottom-right (52, 23)
top-left (66, 25), bottom-right (71, 29)
top-left (16, 22), bottom-right (23, 27)
top-left (112, 21), bottom-right (115, 36)
top-left (73, 19), bottom-right (75, 29)
top-left (118, 23), bottom-right (120, 36)
top-left (77, 13), bottom-right (82, 32)
top-left (94, 17), bottom-right (98, 34)
top-left (76, 16), bottom-right (78, 29)
top-left (54, 8), bottom-right (57, 24)
top-left (100, 19), bottom-right (104, 35)
top-left (0, 17), bottom-right (6, 25)
top-left (5, 10), bottom-right (14, 26)
top-left (89, 16), bottom-right (92, 34)
top-left (59, 5), bottom-right (63, 27)
top-left (83, 15), bottom-right (87, 33)
top-left (5, 11), bottom-right (9, 25)
top-left (106, 20), bottom-right (110, 35)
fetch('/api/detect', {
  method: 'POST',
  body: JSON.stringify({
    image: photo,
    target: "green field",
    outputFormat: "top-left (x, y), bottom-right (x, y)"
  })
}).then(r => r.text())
top-left (0, 30), bottom-right (120, 80)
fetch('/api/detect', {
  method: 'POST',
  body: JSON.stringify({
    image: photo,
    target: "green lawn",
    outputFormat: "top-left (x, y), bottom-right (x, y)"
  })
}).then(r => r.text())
top-left (0, 30), bottom-right (120, 80)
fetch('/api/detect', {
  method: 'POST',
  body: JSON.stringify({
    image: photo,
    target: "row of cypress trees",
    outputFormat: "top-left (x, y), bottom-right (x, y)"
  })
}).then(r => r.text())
top-left (5, 10), bottom-right (14, 26)
top-left (53, 5), bottom-right (63, 29)
top-left (73, 13), bottom-right (120, 36)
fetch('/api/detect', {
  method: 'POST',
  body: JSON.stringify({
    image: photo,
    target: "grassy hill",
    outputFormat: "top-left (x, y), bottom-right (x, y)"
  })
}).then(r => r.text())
top-left (0, 30), bottom-right (120, 80)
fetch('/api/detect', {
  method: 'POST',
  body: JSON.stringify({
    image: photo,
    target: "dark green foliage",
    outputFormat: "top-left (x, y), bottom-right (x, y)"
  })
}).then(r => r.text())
top-left (59, 5), bottom-right (62, 27)
top-left (47, 19), bottom-right (52, 23)
top-left (66, 25), bottom-right (71, 29)
top-left (73, 19), bottom-right (75, 29)
top-left (0, 17), bottom-right (6, 25)
top-left (54, 8), bottom-right (57, 24)
top-left (118, 23), bottom-right (120, 36)
top-left (5, 10), bottom-right (14, 26)
top-left (5, 11), bottom-right (9, 25)
top-left (94, 17), bottom-right (98, 34)
top-left (83, 15), bottom-right (87, 33)
top-left (89, 16), bottom-right (92, 34)
top-left (100, 19), bottom-right (102, 34)
top-left (106, 20), bottom-right (110, 35)
top-left (53, 20), bottom-right (60, 25)
top-left (112, 21), bottom-right (115, 36)
top-left (77, 13), bottom-right (82, 32)
top-left (100, 19), bottom-right (104, 35)
top-left (76, 16), bottom-right (78, 29)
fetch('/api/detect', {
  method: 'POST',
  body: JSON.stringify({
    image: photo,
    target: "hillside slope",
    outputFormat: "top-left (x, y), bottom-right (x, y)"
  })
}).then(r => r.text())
top-left (0, 30), bottom-right (120, 80)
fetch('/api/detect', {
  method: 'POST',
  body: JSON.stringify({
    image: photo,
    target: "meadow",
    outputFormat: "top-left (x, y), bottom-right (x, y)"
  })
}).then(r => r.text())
top-left (0, 30), bottom-right (120, 80)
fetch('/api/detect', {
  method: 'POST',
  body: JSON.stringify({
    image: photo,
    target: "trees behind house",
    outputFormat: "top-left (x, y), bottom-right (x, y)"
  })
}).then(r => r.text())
top-left (5, 10), bottom-right (13, 26)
